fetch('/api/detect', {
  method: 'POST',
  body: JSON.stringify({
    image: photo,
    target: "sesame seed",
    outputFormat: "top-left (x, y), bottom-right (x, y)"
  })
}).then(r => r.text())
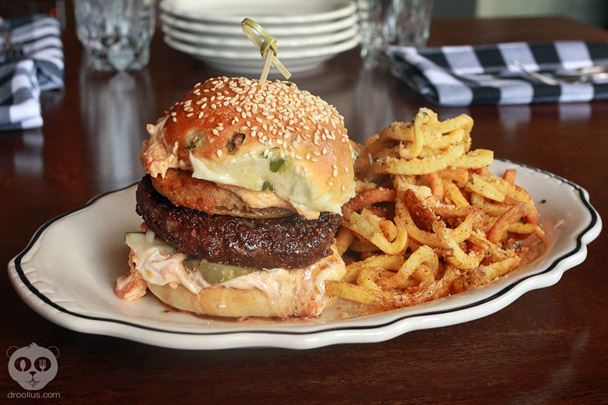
top-left (185, 77), bottom-right (349, 160)
top-left (216, 149), bottom-right (222, 157)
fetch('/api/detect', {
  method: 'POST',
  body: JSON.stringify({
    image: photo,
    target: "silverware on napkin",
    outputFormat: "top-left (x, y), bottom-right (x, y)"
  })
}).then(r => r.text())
top-left (511, 59), bottom-right (608, 85)
top-left (0, 27), bottom-right (24, 63)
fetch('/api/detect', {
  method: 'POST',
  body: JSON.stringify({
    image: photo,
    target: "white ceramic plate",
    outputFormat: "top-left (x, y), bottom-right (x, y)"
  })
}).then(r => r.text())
top-left (160, 11), bottom-right (358, 36)
top-left (161, 22), bottom-right (359, 48)
top-left (163, 34), bottom-right (359, 74)
top-left (7, 160), bottom-right (602, 350)
top-left (160, 0), bottom-right (355, 25)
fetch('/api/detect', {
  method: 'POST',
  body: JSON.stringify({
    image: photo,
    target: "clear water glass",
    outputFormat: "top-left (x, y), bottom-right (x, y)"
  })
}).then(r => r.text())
top-left (357, 0), bottom-right (433, 68)
top-left (75, 0), bottom-right (155, 72)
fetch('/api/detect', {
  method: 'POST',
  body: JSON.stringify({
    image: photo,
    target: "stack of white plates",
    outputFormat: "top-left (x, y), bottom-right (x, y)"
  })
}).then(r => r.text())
top-left (159, 0), bottom-right (359, 74)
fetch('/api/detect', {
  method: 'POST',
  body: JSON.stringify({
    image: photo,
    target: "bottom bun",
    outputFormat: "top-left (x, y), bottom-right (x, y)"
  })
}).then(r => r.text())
top-left (145, 246), bottom-right (345, 319)
top-left (148, 283), bottom-right (299, 318)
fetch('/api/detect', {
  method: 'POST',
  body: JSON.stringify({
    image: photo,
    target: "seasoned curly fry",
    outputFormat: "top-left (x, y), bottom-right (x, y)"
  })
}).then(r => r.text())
top-left (344, 187), bottom-right (396, 212)
top-left (326, 108), bottom-right (545, 310)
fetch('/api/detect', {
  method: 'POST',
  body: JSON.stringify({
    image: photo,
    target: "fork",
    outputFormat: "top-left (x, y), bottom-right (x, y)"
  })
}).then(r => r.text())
top-left (0, 29), bottom-right (24, 63)
top-left (38, 358), bottom-right (47, 372)
top-left (511, 59), bottom-right (608, 85)
top-left (510, 59), bottom-right (560, 85)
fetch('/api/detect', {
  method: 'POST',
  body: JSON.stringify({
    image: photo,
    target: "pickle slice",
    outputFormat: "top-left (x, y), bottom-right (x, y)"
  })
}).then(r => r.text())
top-left (199, 262), bottom-right (256, 284)
top-left (183, 257), bottom-right (201, 272)
top-left (125, 232), bottom-right (256, 283)
top-left (125, 232), bottom-right (176, 255)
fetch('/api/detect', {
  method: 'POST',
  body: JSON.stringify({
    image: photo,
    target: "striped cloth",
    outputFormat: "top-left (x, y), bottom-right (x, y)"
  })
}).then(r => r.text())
top-left (387, 41), bottom-right (608, 106)
top-left (0, 15), bottom-right (63, 131)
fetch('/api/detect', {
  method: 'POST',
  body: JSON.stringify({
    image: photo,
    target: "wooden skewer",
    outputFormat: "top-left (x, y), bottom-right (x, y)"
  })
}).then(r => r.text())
top-left (260, 49), bottom-right (274, 85)
top-left (241, 18), bottom-right (291, 84)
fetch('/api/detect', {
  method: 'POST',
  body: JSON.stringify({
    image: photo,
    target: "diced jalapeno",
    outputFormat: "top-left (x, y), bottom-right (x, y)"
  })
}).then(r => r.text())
top-left (270, 158), bottom-right (285, 172)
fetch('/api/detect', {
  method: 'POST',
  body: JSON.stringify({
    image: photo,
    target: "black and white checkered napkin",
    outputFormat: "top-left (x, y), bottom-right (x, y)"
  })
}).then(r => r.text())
top-left (387, 41), bottom-right (608, 106)
top-left (0, 14), bottom-right (63, 131)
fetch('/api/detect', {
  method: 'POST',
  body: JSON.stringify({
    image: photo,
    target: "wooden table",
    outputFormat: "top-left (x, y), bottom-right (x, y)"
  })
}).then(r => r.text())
top-left (2, 17), bottom-right (607, 402)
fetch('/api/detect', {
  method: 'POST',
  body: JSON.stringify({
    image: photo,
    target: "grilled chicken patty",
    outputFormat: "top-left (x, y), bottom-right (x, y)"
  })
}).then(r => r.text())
top-left (151, 169), bottom-right (295, 218)
top-left (136, 175), bottom-right (341, 270)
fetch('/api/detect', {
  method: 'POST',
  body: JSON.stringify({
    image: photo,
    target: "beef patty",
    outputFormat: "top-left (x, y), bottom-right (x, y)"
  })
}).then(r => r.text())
top-left (136, 175), bottom-right (341, 270)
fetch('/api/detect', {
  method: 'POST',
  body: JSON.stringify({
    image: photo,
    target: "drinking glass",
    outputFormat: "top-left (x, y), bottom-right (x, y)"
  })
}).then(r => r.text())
top-left (75, 0), bottom-right (155, 72)
top-left (357, 0), bottom-right (433, 67)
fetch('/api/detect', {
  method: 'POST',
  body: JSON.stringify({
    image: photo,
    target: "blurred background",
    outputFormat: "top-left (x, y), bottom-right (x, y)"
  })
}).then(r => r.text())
top-left (2, 0), bottom-right (608, 30)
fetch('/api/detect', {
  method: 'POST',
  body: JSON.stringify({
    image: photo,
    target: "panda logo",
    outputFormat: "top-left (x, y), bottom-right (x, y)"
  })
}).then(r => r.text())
top-left (7, 343), bottom-right (59, 390)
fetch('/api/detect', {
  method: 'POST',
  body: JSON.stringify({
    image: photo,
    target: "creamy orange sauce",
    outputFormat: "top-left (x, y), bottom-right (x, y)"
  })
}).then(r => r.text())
top-left (126, 237), bottom-right (345, 317)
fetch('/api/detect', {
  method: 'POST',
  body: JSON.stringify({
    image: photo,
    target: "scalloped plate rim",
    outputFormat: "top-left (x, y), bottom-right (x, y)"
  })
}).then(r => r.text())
top-left (7, 159), bottom-right (602, 350)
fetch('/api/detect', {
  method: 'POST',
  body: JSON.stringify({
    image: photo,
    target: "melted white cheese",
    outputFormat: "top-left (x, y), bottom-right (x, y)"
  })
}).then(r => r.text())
top-left (190, 152), bottom-right (341, 215)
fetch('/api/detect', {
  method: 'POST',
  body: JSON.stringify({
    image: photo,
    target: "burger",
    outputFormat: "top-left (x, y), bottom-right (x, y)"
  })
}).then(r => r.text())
top-left (114, 76), bottom-right (356, 318)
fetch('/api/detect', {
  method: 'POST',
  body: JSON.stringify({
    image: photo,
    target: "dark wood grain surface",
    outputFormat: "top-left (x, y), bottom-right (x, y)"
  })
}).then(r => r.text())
top-left (2, 17), bottom-right (607, 403)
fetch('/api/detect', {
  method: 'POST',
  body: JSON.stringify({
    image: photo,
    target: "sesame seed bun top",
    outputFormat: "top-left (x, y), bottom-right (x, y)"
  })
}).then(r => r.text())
top-left (142, 76), bottom-right (356, 217)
